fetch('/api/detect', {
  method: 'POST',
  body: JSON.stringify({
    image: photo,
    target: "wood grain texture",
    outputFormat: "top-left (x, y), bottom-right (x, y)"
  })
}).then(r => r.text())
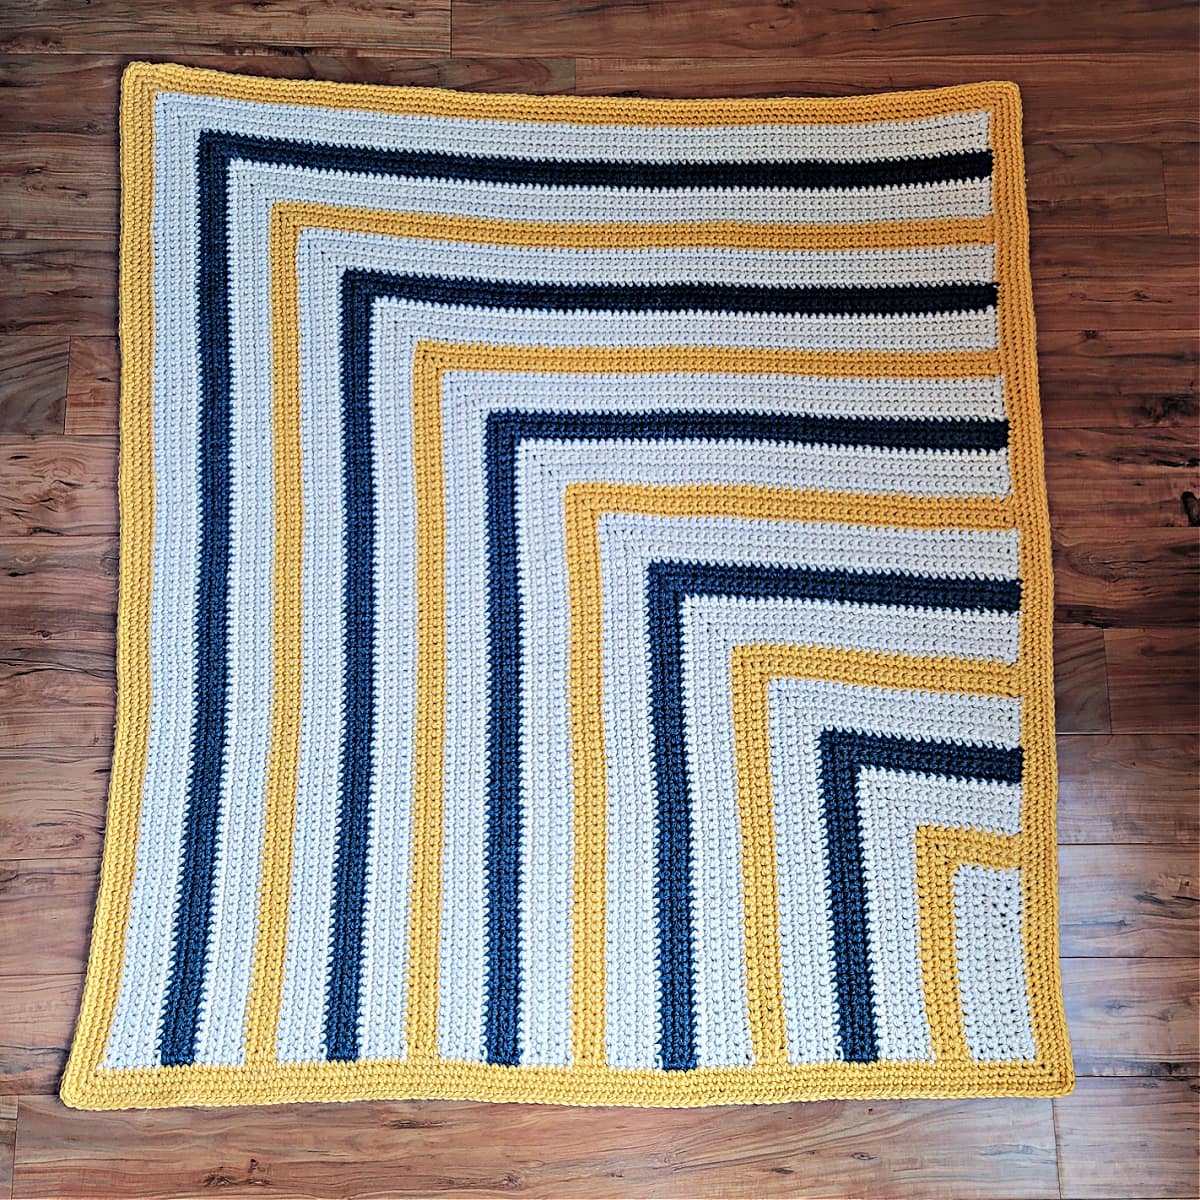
top-left (0, 337), bottom-right (67, 435)
top-left (0, 4), bottom-right (1196, 1197)
top-left (1056, 734), bottom-right (1200, 843)
top-left (453, 0), bottom-right (1199, 56)
top-left (0, 52), bottom-right (573, 138)
top-left (0, 536), bottom-right (118, 647)
top-left (1054, 1077), bottom-right (1200, 1199)
top-left (0, 752), bottom-right (108, 859)
top-left (1044, 425), bottom-right (1200, 529)
top-left (1163, 144), bottom-right (1200, 237)
top-left (0, 858), bottom-right (98, 977)
top-left (63, 337), bottom-right (118, 436)
top-left (574, 54), bottom-right (1200, 143)
top-left (0, 974), bottom-right (83, 1096)
top-left (0, 1097), bottom-right (15, 1198)
top-left (0, 437), bottom-right (117, 536)
top-left (0, 240), bottom-right (116, 334)
top-left (1058, 844), bottom-right (1199, 958)
top-left (10, 1093), bottom-right (1060, 1200)
top-left (1105, 626), bottom-right (1200, 733)
top-left (1062, 958), bottom-right (1199, 1077)
top-left (1053, 529), bottom-right (1199, 626)
top-left (1053, 625), bottom-right (1111, 734)
top-left (0, 0), bottom-right (451, 54)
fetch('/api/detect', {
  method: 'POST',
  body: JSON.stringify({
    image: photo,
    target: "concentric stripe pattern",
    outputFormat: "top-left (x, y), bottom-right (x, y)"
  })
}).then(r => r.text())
top-left (62, 64), bottom-right (1072, 1109)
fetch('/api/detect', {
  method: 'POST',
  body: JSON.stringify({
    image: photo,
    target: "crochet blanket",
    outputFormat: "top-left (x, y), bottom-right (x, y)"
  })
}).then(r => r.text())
top-left (64, 64), bottom-right (1071, 1108)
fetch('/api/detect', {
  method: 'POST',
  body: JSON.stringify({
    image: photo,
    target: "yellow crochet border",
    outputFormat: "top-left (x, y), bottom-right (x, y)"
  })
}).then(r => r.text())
top-left (62, 62), bottom-right (1071, 1108)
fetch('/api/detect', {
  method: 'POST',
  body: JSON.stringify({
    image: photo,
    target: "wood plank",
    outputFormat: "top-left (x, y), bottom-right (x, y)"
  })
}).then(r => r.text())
top-left (1105, 627), bottom-right (1200, 733)
top-left (9, 1092), bottom-right (1059, 1200)
top-left (1057, 734), bottom-right (1200, 844)
top-left (63, 337), bottom-right (117, 436)
top-left (1044, 425), bottom-right (1200, 529)
top-left (0, 240), bottom-right (115, 336)
top-left (0, 974), bottom-right (82, 1096)
top-left (1053, 529), bottom-right (1199, 626)
top-left (0, 858), bottom-right (96, 978)
top-left (453, 0), bottom-right (1198, 57)
top-left (1053, 625), bottom-right (1111, 734)
top-left (0, 437), bottom-right (117, 537)
top-left (1055, 1077), bottom-right (1200, 1199)
top-left (0, 0), bottom-right (450, 54)
top-left (1031, 236), bottom-right (1199, 333)
top-left (1164, 144), bottom-right (1199, 237)
top-left (0, 646), bottom-right (114, 711)
top-left (0, 53), bottom-right (573, 139)
top-left (0, 711), bottom-right (112, 754)
top-left (574, 54), bottom-right (1200, 143)
top-left (0, 135), bottom-right (116, 240)
top-left (1025, 142), bottom-right (1167, 236)
top-left (0, 752), bottom-right (108, 860)
top-left (0, 537), bottom-right (117, 648)
top-left (0, 337), bottom-right (67, 435)
top-left (1062, 958), bottom-right (1198, 1078)
top-left (1059, 844), bottom-right (1198, 958)
top-left (1037, 328), bottom-right (1198, 427)
top-left (0, 1096), bottom-right (14, 1198)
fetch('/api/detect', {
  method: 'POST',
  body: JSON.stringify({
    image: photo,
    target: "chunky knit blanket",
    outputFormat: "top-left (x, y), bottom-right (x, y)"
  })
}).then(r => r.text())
top-left (64, 64), bottom-right (1071, 1109)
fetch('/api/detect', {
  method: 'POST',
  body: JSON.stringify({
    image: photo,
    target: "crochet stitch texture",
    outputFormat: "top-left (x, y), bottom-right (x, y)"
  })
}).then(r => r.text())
top-left (63, 63), bottom-right (1072, 1108)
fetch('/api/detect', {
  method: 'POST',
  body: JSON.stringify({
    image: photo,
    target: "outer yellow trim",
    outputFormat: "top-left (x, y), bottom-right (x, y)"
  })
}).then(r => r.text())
top-left (988, 82), bottom-right (1072, 1088)
top-left (121, 59), bottom-right (1016, 127)
top-left (62, 65), bottom-right (1071, 1109)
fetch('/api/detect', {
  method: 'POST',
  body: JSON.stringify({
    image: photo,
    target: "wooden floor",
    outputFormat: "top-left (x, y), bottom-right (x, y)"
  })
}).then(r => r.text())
top-left (1, 2), bottom-right (1198, 1197)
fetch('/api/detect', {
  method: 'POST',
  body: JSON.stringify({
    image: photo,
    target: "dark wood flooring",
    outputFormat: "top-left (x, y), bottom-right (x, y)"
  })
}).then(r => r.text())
top-left (0, 3), bottom-right (1197, 1196)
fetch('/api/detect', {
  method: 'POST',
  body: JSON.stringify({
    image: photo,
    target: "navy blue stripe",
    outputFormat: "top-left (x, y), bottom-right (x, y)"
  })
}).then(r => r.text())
top-left (817, 731), bottom-right (1023, 1061)
top-left (321, 274), bottom-right (381, 1061)
top-left (337, 272), bottom-right (997, 318)
top-left (165, 125), bottom-right (999, 1066)
top-left (198, 131), bottom-right (992, 192)
top-left (643, 562), bottom-right (1020, 1070)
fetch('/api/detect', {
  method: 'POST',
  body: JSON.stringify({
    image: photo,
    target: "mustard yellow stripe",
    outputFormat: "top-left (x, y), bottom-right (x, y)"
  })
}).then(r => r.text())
top-left (915, 827), bottom-right (1023, 1062)
top-left (989, 86), bottom-right (1072, 1085)
top-left (128, 61), bottom-right (1019, 129)
top-left (268, 199), bottom-right (994, 253)
top-left (400, 349), bottom-right (452, 1063)
top-left (240, 207), bottom-right (306, 1064)
top-left (60, 62), bottom-right (160, 1107)
top-left (58, 1053), bottom-right (1072, 1111)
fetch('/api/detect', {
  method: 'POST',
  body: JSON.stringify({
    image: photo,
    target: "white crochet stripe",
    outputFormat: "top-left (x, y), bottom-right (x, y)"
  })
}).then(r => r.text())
top-left (766, 679), bottom-right (1022, 1064)
top-left (446, 370), bottom-right (1008, 421)
top-left (855, 769), bottom-right (1023, 1061)
top-left (598, 564), bottom-right (1019, 1070)
top-left (953, 865), bottom-right (1037, 1061)
top-left (159, 88), bottom-right (992, 163)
